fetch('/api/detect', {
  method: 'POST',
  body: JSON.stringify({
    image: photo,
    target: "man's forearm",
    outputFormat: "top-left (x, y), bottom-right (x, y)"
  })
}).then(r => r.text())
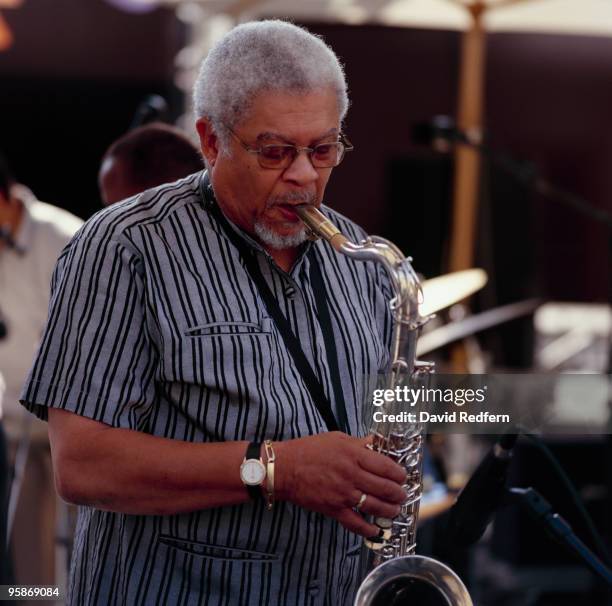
top-left (48, 409), bottom-right (406, 538)
top-left (49, 408), bottom-right (260, 515)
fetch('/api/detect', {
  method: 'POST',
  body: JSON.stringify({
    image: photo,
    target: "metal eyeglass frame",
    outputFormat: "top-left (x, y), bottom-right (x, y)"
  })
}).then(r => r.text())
top-left (223, 124), bottom-right (354, 169)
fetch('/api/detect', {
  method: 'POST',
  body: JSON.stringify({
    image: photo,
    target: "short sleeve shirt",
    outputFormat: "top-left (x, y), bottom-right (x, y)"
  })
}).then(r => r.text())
top-left (20, 171), bottom-right (393, 606)
top-left (0, 187), bottom-right (83, 438)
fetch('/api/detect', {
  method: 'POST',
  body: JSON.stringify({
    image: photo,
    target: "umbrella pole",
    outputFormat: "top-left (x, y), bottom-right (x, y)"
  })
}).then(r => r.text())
top-left (449, 2), bottom-right (487, 273)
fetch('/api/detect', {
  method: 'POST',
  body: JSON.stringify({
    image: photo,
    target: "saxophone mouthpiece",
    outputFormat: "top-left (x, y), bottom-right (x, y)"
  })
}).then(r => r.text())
top-left (295, 204), bottom-right (348, 252)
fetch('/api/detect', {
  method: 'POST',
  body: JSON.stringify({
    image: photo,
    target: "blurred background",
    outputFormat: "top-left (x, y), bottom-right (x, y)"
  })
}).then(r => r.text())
top-left (0, 0), bottom-right (611, 604)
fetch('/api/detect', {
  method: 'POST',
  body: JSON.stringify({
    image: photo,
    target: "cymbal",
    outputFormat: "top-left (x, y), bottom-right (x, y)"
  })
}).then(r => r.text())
top-left (417, 299), bottom-right (541, 356)
top-left (420, 269), bottom-right (488, 316)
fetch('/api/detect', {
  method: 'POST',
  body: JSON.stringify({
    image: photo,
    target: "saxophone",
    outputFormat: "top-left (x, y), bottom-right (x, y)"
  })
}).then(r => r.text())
top-left (295, 205), bottom-right (473, 606)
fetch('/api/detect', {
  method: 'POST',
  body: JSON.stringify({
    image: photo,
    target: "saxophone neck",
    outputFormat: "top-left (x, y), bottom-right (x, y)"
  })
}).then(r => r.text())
top-left (296, 204), bottom-right (422, 325)
top-left (296, 204), bottom-right (397, 265)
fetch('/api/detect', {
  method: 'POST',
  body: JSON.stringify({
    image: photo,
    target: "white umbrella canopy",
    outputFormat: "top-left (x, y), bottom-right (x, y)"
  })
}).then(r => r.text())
top-left (380, 0), bottom-right (612, 37)
top-left (114, 0), bottom-right (612, 37)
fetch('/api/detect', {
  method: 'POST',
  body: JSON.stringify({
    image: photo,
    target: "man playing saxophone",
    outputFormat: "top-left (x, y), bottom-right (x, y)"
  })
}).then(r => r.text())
top-left (20, 20), bottom-right (406, 605)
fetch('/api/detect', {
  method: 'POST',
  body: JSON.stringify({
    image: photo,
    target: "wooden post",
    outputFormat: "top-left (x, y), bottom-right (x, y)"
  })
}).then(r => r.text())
top-left (449, 2), bottom-right (487, 273)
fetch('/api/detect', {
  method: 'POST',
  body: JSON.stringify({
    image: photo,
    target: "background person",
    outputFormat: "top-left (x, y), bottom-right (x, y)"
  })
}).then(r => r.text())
top-left (98, 121), bottom-right (204, 205)
top-left (0, 151), bottom-right (82, 587)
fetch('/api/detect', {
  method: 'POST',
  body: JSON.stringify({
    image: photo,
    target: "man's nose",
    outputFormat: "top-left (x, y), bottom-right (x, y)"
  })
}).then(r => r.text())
top-left (282, 150), bottom-right (319, 185)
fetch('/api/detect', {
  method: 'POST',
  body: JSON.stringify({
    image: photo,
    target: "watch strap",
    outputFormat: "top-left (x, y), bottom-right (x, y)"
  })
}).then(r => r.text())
top-left (246, 441), bottom-right (261, 461)
top-left (244, 441), bottom-right (263, 501)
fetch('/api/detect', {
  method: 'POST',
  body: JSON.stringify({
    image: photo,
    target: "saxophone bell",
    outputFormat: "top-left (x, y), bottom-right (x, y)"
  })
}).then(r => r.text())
top-left (356, 556), bottom-right (472, 606)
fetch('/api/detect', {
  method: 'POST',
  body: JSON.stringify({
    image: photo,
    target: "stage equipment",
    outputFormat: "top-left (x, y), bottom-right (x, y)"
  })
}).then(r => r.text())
top-left (419, 268), bottom-right (487, 316)
top-left (449, 430), bottom-right (612, 595)
top-left (414, 116), bottom-right (612, 229)
top-left (417, 298), bottom-right (540, 356)
top-left (508, 487), bottom-right (612, 587)
top-left (534, 303), bottom-right (611, 373)
top-left (295, 204), bottom-right (472, 606)
top-left (447, 432), bottom-right (518, 547)
top-left (130, 94), bottom-right (168, 130)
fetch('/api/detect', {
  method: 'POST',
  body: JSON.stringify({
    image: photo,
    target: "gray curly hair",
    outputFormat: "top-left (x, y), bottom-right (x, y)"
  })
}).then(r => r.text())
top-left (193, 20), bottom-right (349, 149)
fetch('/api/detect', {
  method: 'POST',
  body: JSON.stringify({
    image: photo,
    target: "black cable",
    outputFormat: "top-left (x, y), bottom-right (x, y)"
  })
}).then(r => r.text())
top-left (517, 426), bottom-right (612, 568)
top-left (509, 487), bottom-right (612, 587)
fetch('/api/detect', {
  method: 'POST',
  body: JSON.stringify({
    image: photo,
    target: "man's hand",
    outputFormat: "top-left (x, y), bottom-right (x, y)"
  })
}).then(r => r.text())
top-left (274, 432), bottom-right (406, 537)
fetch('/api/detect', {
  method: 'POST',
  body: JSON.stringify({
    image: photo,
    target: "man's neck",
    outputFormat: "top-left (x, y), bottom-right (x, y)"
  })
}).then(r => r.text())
top-left (267, 246), bottom-right (299, 273)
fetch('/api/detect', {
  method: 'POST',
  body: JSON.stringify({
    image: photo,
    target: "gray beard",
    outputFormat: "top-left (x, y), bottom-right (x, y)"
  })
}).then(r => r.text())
top-left (253, 222), bottom-right (308, 250)
top-left (254, 191), bottom-right (315, 250)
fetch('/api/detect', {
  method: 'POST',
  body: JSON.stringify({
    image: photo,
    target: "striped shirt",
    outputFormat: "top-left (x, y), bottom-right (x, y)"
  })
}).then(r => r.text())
top-left (20, 171), bottom-right (393, 606)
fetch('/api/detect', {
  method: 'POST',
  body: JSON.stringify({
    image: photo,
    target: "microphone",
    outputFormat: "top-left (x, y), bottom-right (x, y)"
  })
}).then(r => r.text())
top-left (412, 115), bottom-right (458, 147)
top-left (129, 94), bottom-right (169, 130)
top-left (411, 115), bottom-right (480, 152)
top-left (446, 432), bottom-right (519, 547)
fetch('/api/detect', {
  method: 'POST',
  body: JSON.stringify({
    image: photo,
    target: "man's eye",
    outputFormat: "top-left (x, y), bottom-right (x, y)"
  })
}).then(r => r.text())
top-left (261, 146), bottom-right (291, 161)
top-left (313, 144), bottom-right (337, 160)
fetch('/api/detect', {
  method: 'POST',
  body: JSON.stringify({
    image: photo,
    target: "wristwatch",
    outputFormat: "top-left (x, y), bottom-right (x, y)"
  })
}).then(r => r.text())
top-left (240, 442), bottom-right (266, 501)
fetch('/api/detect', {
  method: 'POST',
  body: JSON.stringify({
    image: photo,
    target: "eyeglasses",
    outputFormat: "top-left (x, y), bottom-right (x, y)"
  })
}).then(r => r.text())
top-left (224, 125), bottom-right (354, 170)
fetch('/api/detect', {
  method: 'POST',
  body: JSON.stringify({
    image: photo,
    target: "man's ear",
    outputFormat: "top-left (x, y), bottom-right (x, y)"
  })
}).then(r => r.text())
top-left (195, 117), bottom-right (220, 168)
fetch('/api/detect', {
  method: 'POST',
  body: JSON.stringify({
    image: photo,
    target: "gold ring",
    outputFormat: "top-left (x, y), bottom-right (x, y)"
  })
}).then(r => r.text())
top-left (355, 493), bottom-right (367, 511)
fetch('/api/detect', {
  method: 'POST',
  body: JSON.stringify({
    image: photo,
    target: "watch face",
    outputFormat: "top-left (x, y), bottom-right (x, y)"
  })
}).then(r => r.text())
top-left (241, 460), bottom-right (266, 485)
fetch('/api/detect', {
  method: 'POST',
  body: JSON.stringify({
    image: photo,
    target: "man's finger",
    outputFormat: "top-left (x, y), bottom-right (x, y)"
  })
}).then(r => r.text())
top-left (356, 448), bottom-right (406, 484)
top-left (336, 508), bottom-right (379, 538)
top-left (353, 493), bottom-right (401, 520)
top-left (355, 470), bottom-right (406, 505)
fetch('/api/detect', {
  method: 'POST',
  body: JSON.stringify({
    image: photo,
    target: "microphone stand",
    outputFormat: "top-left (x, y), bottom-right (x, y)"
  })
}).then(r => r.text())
top-left (414, 117), bottom-right (612, 229)
top-left (506, 486), bottom-right (612, 588)
top-left (466, 137), bottom-right (612, 229)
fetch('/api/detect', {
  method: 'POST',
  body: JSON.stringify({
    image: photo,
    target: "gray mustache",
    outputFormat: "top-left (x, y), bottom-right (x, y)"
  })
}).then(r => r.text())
top-left (268, 191), bottom-right (315, 207)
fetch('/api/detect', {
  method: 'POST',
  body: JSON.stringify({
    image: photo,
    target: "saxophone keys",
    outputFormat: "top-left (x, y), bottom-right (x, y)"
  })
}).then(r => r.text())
top-left (364, 537), bottom-right (385, 551)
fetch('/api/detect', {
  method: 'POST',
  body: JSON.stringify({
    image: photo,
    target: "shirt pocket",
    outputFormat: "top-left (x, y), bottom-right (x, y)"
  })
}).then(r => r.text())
top-left (157, 534), bottom-right (278, 563)
top-left (184, 318), bottom-right (273, 337)
top-left (159, 318), bottom-right (281, 439)
top-left (165, 317), bottom-right (275, 386)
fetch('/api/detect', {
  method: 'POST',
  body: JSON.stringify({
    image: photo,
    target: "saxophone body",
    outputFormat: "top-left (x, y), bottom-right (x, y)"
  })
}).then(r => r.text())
top-left (295, 205), bottom-right (472, 606)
